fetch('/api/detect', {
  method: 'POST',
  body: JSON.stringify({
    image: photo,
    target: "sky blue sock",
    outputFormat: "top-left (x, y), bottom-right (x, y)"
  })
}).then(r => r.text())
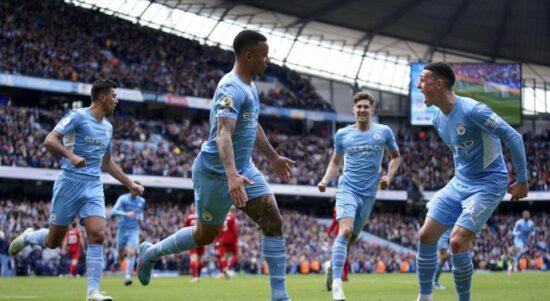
top-left (146, 227), bottom-right (197, 261)
top-left (434, 260), bottom-right (444, 283)
top-left (262, 235), bottom-right (289, 301)
top-left (86, 244), bottom-right (104, 296)
top-left (332, 235), bottom-right (350, 280)
top-left (126, 255), bottom-right (135, 277)
top-left (452, 252), bottom-right (473, 301)
top-left (417, 242), bottom-right (438, 295)
top-left (24, 229), bottom-right (48, 247)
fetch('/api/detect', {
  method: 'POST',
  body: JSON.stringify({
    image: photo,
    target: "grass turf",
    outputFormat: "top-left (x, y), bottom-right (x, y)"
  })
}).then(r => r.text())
top-left (1, 272), bottom-right (549, 300)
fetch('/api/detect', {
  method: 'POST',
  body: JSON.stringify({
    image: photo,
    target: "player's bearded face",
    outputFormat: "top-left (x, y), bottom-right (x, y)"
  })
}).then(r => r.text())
top-left (250, 42), bottom-right (269, 76)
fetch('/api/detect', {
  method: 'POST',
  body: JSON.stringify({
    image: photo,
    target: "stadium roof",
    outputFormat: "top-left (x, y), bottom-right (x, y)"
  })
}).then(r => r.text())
top-left (68, 0), bottom-right (550, 113)
top-left (220, 0), bottom-right (550, 68)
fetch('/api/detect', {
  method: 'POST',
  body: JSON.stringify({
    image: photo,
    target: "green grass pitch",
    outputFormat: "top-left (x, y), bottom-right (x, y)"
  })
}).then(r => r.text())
top-left (1, 272), bottom-right (550, 300)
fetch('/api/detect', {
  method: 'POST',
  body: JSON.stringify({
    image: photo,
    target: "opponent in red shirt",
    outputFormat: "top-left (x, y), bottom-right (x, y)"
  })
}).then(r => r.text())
top-left (61, 222), bottom-right (85, 276)
top-left (183, 204), bottom-right (205, 283)
top-left (215, 206), bottom-right (239, 278)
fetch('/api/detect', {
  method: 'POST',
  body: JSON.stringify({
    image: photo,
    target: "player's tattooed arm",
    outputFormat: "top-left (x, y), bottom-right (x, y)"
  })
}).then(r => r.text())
top-left (217, 117), bottom-right (252, 207)
top-left (255, 125), bottom-right (296, 182)
top-left (216, 117), bottom-right (238, 176)
top-left (255, 125), bottom-right (278, 160)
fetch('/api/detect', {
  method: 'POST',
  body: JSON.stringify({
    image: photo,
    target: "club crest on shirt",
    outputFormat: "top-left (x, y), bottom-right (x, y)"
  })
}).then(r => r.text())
top-left (372, 133), bottom-right (381, 140)
top-left (456, 123), bottom-right (465, 135)
top-left (202, 211), bottom-right (213, 222)
top-left (49, 212), bottom-right (57, 223)
top-left (219, 96), bottom-right (233, 108)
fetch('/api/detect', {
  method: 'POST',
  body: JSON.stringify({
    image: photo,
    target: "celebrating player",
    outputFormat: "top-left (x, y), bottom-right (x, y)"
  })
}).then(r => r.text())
top-left (318, 91), bottom-right (401, 301)
top-left (414, 62), bottom-right (528, 301)
top-left (9, 79), bottom-right (144, 301)
top-left (136, 30), bottom-right (295, 301)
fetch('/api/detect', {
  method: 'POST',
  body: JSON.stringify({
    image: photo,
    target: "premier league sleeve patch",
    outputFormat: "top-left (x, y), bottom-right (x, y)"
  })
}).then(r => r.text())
top-left (219, 96), bottom-right (234, 108)
top-left (58, 117), bottom-right (71, 129)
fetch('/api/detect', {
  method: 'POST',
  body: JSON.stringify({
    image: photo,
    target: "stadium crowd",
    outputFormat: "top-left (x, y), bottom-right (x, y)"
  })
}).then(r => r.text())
top-left (1, 103), bottom-right (549, 192)
top-left (1, 198), bottom-right (549, 277)
top-left (0, 0), bottom-right (333, 112)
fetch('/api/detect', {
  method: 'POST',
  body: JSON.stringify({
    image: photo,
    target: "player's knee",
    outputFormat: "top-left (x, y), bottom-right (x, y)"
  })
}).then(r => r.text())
top-left (450, 236), bottom-right (469, 253)
top-left (87, 229), bottom-right (106, 244)
top-left (127, 248), bottom-right (136, 256)
top-left (339, 226), bottom-right (353, 239)
top-left (418, 226), bottom-right (437, 244)
top-left (44, 237), bottom-right (62, 249)
top-left (194, 231), bottom-right (217, 246)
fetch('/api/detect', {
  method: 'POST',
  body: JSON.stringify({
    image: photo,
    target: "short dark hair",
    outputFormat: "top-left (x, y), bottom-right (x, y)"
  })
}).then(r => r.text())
top-left (233, 30), bottom-right (267, 55)
top-left (353, 91), bottom-right (375, 105)
top-left (91, 79), bottom-right (117, 102)
top-left (423, 62), bottom-right (455, 90)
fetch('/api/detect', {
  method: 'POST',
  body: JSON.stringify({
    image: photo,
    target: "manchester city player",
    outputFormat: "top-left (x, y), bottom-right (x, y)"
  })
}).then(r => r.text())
top-left (414, 62), bottom-right (528, 301)
top-left (508, 210), bottom-right (535, 274)
top-left (112, 183), bottom-right (146, 285)
top-left (9, 79), bottom-right (144, 301)
top-left (318, 91), bottom-right (401, 301)
top-left (136, 30), bottom-right (295, 301)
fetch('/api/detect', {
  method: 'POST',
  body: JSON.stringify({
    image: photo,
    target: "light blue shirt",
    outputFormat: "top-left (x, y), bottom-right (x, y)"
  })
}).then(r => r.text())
top-left (54, 108), bottom-right (112, 177)
top-left (513, 218), bottom-right (535, 246)
top-left (432, 97), bottom-right (527, 185)
top-left (334, 123), bottom-right (398, 197)
top-left (111, 193), bottom-right (146, 230)
top-left (198, 72), bottom-right (260, 174)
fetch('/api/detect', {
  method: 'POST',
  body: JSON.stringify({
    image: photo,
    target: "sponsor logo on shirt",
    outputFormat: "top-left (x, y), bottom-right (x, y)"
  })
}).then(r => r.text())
top-left (484, 113), bottom-right (503, 131)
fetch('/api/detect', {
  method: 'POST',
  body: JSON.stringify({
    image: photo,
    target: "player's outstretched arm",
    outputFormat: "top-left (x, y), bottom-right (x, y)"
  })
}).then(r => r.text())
top-left (101, 152), bottom-right (144, 195)
top-left (44, 130), bottom-right (86, 168)
top-left (216, 117), bottom-right (253, 208)
top-left (318, 151), bottom-right (343, 192)
top-left (470, 104), bottom-right (528, 201)
top-left (255, 125), bottom-right (295, 182)
top-left (380, 149), bottom-right (401, 189)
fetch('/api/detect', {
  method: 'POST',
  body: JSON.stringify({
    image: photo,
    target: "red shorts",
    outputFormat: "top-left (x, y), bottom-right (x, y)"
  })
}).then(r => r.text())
top-left (69, 250), bottom-right (80, 261)
top-left (189, 246), bottom-right (205, 256)
top-left (216, 243), bottom-right (238, 257)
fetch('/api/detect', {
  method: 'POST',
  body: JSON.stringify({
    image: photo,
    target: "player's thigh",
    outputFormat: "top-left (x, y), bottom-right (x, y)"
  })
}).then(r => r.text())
top-left (242, 194), bottom-right (283, 236)
top-left (335, 189), bottom-right (359, 222)
top-left (243, 164), bottom-right (273, 201)
top-left (115, 228), bottom-right (128, 250)
top-left (426, 180), bottom-right (463, 228)
top-left (352, 195), bottom-right (375, 236)
top-left (46, 224), bottom-right (70, 247)
top-left (456, 186), bottom-right (506, 236)
top-left (49, 175), bottom-right (85, 226)
top-left (192, 162), bottom-right (232, 225)
top-left (125, 229), bottom-right (139, 250)
top-left (79, 180), bottom-right (107, 229)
